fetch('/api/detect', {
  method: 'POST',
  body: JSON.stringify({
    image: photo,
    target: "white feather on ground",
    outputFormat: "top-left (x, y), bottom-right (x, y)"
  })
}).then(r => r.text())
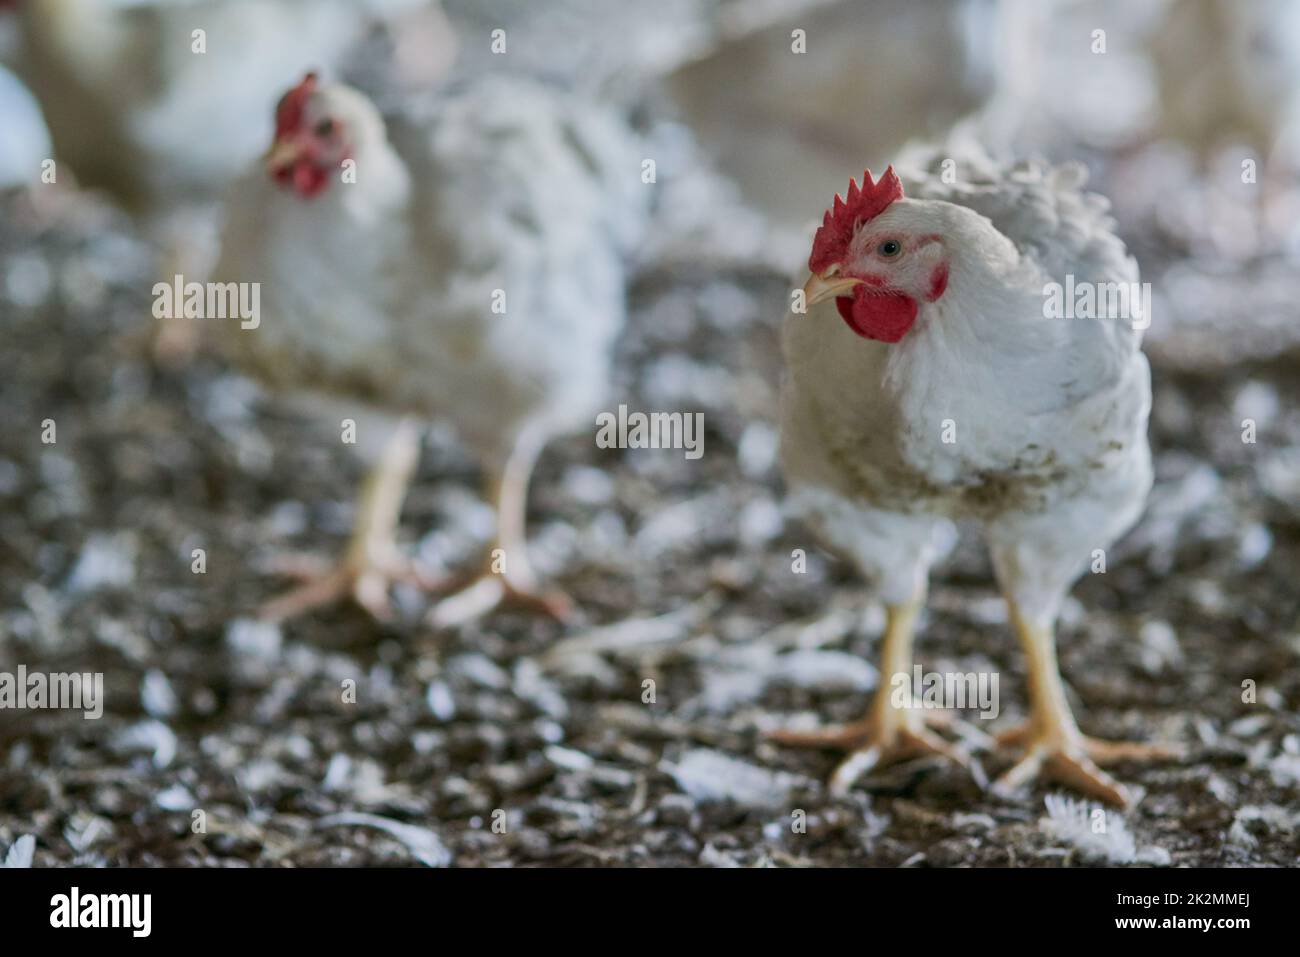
top-left (1038, 794), bottom-right (1170, 865)
top-left (1, 834), bottom-right (35, 868)
top-left (663, 749), bottom-right (809, 811)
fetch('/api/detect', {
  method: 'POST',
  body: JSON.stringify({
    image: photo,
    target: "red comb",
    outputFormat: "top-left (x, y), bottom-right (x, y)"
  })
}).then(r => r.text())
top-left (809, 166), bottom-right (904, 273)
top-left (274, 72), bottom-right (319, 137)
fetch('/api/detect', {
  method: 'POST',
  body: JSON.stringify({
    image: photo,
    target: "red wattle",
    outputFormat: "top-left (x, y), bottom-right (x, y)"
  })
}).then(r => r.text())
top-left (927, 264), bottom-right (949, 301)
top-left (291, 161), bottom-right (329, 198)
top-left (835, 288), bottom-right (918, 342)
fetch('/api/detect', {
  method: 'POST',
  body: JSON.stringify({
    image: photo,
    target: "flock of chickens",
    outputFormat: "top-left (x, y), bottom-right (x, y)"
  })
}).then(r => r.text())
top-left (1, 0), bottom-right (1283, 813)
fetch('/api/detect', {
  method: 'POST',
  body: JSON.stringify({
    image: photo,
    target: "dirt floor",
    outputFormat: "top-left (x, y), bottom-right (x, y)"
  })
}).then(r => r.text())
top-left (1, 183), bottom-right (1298, 868)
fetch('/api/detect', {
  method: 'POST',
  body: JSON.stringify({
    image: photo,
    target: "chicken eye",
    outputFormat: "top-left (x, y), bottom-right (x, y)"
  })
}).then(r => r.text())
top-left (877, 239), bottom-right (902, 258)
top-left (315, 118), bottom-right (336, 137)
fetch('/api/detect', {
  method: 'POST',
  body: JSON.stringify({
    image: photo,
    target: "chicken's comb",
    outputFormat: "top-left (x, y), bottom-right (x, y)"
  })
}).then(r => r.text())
top-left (274, 72), bottom-right (319, 137)
top-left (808, 166), bottom-right (904, 273)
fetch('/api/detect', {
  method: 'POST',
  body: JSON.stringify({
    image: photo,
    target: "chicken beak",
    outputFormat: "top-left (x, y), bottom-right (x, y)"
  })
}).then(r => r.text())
top-left (803, 270), bottom-right (864, 306)
top-left (264, 138), bottom-right (302, 173)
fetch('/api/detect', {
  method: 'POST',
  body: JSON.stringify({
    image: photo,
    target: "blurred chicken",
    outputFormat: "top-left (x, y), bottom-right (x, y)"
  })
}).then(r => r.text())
top-left (8, 0), bottom-right (443, 213)
top-left (1148, 0), bottom-right (1300, 243)
top-left (1151, 0), bottom-right (1300, 166)
top-left (440, 0), bottom-right (715, 98)
top-left (663, 0), bottom-right (1034, 240)
top-left (6, 0), bottom-right (452, 358)
top-left (772, 149), bottom-right (1180, 805)
top-left (215, 73), bottom-right (646, 626)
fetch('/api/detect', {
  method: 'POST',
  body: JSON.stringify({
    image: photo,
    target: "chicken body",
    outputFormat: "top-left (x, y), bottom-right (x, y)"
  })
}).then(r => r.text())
top-left (777, 151), bottom-right (1175, 805)
top-left (216, 75), bottom-right (645, 624)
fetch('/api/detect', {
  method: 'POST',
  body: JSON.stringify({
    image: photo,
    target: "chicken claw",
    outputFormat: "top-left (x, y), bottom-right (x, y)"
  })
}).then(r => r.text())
top-left (997, 603), bottom-right (1185, 806)
top-left (769, 710), bottom-right (982, 796)
top-left (992, 724), bottom-right (1184, 807)
top-left (427, 426), bottom-right (574, 630)
top-left (257, 419), bottom-right (427, 624)
top-left (258, 550), bottom-right (437, 623)
top-left (767, 596), bottom-right (986, 795)
top-left (426, 568), bottom-right (573, 629)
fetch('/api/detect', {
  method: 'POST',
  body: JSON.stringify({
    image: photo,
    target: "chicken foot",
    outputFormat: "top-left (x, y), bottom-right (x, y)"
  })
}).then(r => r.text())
top-left (258, 418), bottom-right (431, 622)
top-left (768, 593), bottom-right (982, 796)
top-left (427, 427), bottom-right (573, 629)
top-left (991, 600), bottom-right (1184, 807)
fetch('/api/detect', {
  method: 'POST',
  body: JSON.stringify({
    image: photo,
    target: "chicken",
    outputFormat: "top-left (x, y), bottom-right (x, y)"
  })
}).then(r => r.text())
top-left (662, 0), bottom-right (1027, 238)
top-left (214, 73), bottom-right (646, 626)
top-left (6, 0), bottom-right (448, 367)
top-left (772, 149), bottom-right (1180, 806)
top-left (440, 0), bottom-right (715, 98)
top-left (1150, 0), bottom-right (1300, 167)
top-left (8, 0), bottom-right (437, 215)
top-left (1147, 0), bottom-right (1300, 246)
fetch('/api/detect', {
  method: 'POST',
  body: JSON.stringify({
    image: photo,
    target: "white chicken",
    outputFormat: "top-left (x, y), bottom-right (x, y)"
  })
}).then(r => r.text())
top-left (215, 73), bottom-right (646, 626)
top-left (8, 0), bottom-right (438, 214)
top-left (773, 150), bottom-right (1180, 805)
top-left (1150, 0), bottom-right (1300, 167)
top-left (1147, 0), bottom-right (1300, 244)
top-left (6, 0), bottom-right (447, 358)
top-left (662, 0), bottom-right (1031, 237)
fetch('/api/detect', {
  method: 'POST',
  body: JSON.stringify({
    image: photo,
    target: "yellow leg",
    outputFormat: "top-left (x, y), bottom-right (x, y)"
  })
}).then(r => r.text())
top-left (150, 211), bottom-right (218, 368)
top-left (768, 590), bottom-right (978, 795)
top-left (259, 419), bottom-right (426, 622)
top-left (491, 424), bottom-right (544, 588)
top-left (427, 427), bottom-right (572, 629)
top-left (993, 600), bottom-right (1183, 807)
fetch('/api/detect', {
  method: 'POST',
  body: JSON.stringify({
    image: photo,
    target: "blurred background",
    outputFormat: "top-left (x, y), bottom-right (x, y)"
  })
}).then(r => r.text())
top-left (0, 0), bottom-right (1297, 867)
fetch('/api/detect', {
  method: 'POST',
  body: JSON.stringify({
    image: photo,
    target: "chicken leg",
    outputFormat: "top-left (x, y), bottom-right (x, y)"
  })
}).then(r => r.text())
top-left (259, 418), bottom-right (431, 622)
top-left (768, 591), bottom-right (979, 795)
top-left (149, 212), bottom-right (215, 369)
top-left (427, 426), bottom-right (573, 629)
top-left (992, 600), bottom-right (1182, 807)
